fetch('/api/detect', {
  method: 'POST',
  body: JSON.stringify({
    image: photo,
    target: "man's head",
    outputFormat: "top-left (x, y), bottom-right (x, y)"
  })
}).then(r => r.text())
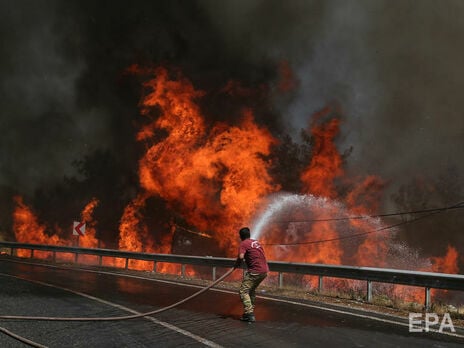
top-left (239, 227), bottom-right (251, 241)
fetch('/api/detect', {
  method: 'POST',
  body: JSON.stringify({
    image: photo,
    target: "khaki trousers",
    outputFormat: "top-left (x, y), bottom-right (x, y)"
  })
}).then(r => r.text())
top-left (239, 272), bottom-right (267, 314)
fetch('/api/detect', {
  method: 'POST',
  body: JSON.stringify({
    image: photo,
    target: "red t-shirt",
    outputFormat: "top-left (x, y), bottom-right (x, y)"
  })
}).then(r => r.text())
top-left (239, 238), bottom-right (269, 274)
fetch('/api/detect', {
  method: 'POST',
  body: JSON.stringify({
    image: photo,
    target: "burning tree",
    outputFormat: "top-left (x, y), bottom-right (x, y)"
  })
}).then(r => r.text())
top-left (8, 65), bottom-right (460, 288)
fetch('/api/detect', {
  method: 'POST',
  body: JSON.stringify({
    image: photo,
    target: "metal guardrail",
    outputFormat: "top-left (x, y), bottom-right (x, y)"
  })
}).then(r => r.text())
top-left (1, 241), bottom-right (463, 309)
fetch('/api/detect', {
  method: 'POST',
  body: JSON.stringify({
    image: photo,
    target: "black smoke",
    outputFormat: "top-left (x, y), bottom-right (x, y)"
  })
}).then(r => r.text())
top-left (0, 1), bottom-right (463, 262)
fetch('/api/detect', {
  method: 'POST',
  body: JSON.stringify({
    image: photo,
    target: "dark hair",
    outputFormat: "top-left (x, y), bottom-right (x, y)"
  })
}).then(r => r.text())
top-left (239, 227), bottom-right (250, 241)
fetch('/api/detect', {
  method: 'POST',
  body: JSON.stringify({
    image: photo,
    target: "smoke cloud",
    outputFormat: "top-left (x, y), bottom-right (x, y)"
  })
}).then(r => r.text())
top-left (1, 0), bottom-right (463, 252)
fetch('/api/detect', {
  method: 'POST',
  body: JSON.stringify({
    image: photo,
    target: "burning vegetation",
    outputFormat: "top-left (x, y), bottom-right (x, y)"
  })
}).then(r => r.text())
top-left (6, 65), bottom-right (461, 302)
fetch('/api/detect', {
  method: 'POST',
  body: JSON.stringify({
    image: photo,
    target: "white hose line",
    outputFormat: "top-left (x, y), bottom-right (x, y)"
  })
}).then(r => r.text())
top-left (0, 267), bottom-right (236, 321)
top-left (0, 326), bottom-right (47, 348)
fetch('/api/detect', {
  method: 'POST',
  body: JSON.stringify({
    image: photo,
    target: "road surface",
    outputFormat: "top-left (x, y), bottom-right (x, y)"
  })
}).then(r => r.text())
top-left (0, 258), bottom-right (462, 347)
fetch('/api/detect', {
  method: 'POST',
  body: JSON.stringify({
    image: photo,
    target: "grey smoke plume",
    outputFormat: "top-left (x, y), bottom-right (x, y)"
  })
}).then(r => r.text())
top-left (1, 0), bottom-right (463, 203)
top-left (205, 0), bottom-right (464, 195)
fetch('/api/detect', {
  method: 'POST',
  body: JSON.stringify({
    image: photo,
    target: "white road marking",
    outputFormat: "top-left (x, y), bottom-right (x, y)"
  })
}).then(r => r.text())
top-left (0, 271), bottom-right (223, 348)
top-left (4, 259), bottom-right (464, 340)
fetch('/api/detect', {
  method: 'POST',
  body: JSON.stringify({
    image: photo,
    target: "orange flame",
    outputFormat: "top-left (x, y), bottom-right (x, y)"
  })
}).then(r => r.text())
top-left (13, 196), bottom-right (66, 258)
top-left (431, 245), bottom-right (459, 274)
top-left (294, 107), bottom-right (345, 265)
top-left (79, 197), bottom-right (99, 249)
top-left (124, 66), bottom-right (279, 257)
top-left (347, 176), bottom-right (388, 267)
top-left (301, 107), bottom-right (343, 199)
top-left (9, 64), bottom-right (460, 301)
top-left (76, 198), bottom-right (100, 264)
top-left (115, 193), bottom-right (151, 270)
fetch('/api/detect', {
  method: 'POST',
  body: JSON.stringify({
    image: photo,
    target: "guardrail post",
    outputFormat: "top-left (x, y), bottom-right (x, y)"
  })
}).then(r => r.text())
top-left (1, 241), bottom-right (463, 308)
top-left (181, 264), bottom-right (186, 277)
top-left (367, 280), bottom-right (372, 302)
top-left (318, 275), bottom-right (323, 292)
top-left (99, 255), bottom-right (102, 266)
top-left (425, 287), bottom-right (431, 311)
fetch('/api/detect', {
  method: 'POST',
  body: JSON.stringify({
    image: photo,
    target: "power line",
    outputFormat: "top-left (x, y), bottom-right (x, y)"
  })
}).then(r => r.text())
top-left (272, 201), bottom-right (464, 224)
top-left (148, 201), bottom-right (464, 246)
top-left (263, 200), bottom-right (464, 246)
top-left (174, 224), bottom-right (212, 239)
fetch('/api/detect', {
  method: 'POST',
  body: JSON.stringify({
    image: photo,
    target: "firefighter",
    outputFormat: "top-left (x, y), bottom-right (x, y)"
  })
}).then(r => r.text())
top-left (234, 227), bottom-right (269, 322)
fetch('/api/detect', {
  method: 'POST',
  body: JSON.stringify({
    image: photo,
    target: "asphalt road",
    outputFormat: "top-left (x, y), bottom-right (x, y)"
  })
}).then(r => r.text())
top-left (0, 258), bottom-right (463, 347)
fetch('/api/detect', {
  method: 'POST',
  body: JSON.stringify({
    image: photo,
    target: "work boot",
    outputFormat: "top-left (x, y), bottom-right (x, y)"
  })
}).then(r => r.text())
top-left (239, 313), bottom-right (256, 322)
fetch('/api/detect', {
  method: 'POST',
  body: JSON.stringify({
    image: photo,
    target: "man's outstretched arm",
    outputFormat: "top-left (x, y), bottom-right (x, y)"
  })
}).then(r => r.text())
top-left (234, 253), bottom-right (245, 268)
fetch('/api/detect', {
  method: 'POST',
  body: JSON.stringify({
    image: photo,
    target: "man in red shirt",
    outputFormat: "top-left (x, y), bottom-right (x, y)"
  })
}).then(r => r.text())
top-left (234, 227), bottom-right (269, 322)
